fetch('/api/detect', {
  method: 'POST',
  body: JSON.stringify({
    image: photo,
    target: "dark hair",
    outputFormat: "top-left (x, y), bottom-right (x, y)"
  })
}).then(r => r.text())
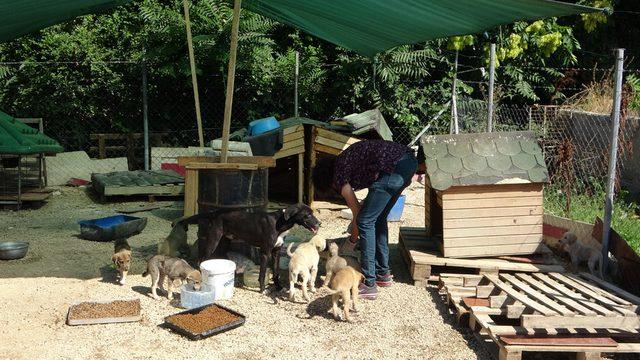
top-left (312, 156), bottom-right (337, 193)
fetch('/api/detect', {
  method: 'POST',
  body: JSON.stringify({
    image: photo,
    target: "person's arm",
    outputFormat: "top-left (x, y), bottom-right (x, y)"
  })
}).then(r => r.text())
top-left (341, 183), bottom-right (360, 244)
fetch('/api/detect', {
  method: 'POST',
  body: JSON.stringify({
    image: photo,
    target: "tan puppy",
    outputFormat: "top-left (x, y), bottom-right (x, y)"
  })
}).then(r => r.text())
top-left (111, 240), bottom-right (132, 285)
top-left (322, 242), bottom-right (360, 287)
top-left (328, 266), bottom-right (364, 322)
top-left (287, 235), bottom-right (327, 302)
top-left (142, 255), bottom-right (202, 300)
top-left (558, 232), bottom-right (603, 278)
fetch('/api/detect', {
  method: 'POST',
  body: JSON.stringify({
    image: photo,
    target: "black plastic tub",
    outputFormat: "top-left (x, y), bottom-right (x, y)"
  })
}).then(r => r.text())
top-left (163, 303), bottom-right (246, 340)
top-left (78, 215), bottom-right (147, 242)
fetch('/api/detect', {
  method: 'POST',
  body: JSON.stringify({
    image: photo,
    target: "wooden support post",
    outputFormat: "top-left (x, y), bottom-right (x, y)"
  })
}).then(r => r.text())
top-left (498, 347), bottom-right (521, 360)
top-left (298, 153), bottom-right (304, 204)
top-left (306, 128), bottom-right (317, 206)
top-left (182, 0), bottom-right (204, 147)
top-left (220, 0), bottom-right (242, 162)
top-left (98, 135), bottom-right (106, 159)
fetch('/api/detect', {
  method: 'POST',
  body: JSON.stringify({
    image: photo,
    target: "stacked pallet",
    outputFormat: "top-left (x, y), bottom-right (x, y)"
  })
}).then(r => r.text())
top-left (440, 272), bottom-right (640, 360)
top-left (399, 227), bottom-right (565, 286)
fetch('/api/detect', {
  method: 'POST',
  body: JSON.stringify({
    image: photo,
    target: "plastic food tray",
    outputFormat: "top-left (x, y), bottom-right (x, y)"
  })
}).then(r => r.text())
top-left (66, 299), bottom-right (141, 326)
top-left (163, 303), bottom-right (246, 340)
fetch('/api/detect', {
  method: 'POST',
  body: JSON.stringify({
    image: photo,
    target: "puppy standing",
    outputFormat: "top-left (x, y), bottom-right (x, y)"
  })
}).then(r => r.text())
top-left (558, 232), bottom-right (603, 278)
top-left (322, 242), bottom-right (360, 287)
top-left (328, 266), bottom-right (364, 322)
top-left (111, 240), bottom-right (132, 285)
top-left (287, 235), bottom-right (327, 302)
top-left (143, 254), bottom-right (202, 300)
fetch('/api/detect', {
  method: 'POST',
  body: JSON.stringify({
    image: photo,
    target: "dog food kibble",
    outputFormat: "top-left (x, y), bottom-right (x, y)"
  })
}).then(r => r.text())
top-left (166, 305), bottom-right (240, 334)
top-left (68, 300), bottom-right (141, 320)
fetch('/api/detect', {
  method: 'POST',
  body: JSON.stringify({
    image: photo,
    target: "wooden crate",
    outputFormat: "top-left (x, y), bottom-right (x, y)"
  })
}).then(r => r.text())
top-left (399, 227), bottom-right (564, 286)
top-left (440, 272), bottom-right (640, 360)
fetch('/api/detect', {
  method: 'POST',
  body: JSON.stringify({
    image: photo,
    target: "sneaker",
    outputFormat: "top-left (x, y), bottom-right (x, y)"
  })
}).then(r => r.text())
top-left (358, 283), bottom-right (378, 300)
top-left (376, 273), bottom-right (394, 287)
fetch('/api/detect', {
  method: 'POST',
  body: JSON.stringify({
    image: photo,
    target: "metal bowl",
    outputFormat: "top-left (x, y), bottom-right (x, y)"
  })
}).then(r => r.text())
top-left (0, 241), bottom-right (29, 260)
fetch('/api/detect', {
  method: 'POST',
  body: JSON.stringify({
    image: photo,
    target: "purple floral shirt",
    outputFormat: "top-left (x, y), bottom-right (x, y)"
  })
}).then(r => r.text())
top-left (333, 140), bottom-right (412, 191)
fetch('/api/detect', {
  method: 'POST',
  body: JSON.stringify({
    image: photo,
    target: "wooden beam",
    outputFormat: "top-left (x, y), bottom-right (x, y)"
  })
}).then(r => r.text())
top-left (579, 272), bottom-right (640, 307)
top-left (182, 0), bottom-right (204, 147)
top-left (220, 0), bottom-right (242, 162)
top-left (185, 162), bottom-right (259, 170)
top-left (500, 273), bottom-right (574, 316)
top-left (177, 156), bottom-right (275, 167)
top-left (520, 314), bottom-right (639, 329)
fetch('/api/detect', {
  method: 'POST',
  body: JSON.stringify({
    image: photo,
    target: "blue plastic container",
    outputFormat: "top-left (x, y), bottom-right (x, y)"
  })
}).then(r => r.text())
top-left (247, 117), bottom-right (279, 136)
top-left (387, 195), bottom-right (406, 222)
top-left (78, 215), bottom-right (147, 242)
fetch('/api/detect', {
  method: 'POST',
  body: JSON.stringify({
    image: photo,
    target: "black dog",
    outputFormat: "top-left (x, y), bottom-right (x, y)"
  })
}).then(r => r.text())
top-left (176, 203), bottom-right (321, 293)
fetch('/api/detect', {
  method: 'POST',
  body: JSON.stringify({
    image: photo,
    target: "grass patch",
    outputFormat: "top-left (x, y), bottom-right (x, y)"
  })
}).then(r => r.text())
top-left (544, 186), bottom-right (640, 253)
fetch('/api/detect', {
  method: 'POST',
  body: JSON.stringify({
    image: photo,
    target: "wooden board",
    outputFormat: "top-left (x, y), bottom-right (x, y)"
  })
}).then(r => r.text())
top-left (444, 225), bottom-right (542, 239)
top-left (442, 196), bottom-right (542, 210)
top-left (443, 206), bottom-right (543, 220)
top-left (500, 336), bottom-right (617, 347)
top-left (103, 183), bottom-right (184, 197)
top-left (184, 168), bottom-right (198, 217)
top-left (185, 162), bottom-right (259, 170)
top-left (274, 145), bottom-right (305, 159)
top-left (442, 243), bottom-right (546, 258)
top-left (177, 156), bottom-right (275, 167)
top-left (444, 215), bottom-right (542, 229)
top-left (399, 227), bottom-right (565, 283)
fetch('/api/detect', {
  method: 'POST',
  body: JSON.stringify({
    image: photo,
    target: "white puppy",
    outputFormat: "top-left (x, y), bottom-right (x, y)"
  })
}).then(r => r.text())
top-left (558, 232), bottom-right (603, 278)
top-left (287, 235), bottom-right (327, 302)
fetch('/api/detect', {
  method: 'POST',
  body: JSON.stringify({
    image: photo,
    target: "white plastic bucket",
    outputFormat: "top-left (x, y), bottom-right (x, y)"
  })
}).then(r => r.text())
top-left (200, 259), bottom-right (236, 300)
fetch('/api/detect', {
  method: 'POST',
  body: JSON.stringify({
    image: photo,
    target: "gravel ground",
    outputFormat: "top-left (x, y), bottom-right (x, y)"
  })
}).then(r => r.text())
top-left (0, 183), bottom-right (630, 359)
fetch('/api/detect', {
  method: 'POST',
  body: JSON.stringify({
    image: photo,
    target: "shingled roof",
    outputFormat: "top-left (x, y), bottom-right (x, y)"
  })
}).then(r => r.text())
top-left (421, 131), bottom-right (549, 191)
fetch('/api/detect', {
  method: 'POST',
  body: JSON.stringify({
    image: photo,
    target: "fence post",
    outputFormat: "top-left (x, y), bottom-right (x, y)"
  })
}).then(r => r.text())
top-left (451, 50), bottom-right (459, 134)
top-left (602, 48), bottom-right (625, 274)
top-left (487, 43), bottom-right (496, 132)
top-left (294, 51), bottom-right (299, 118)
top-left (142, 60), bottom-right (150, 171)
top-left (182, 0), bottom-right (205, 147)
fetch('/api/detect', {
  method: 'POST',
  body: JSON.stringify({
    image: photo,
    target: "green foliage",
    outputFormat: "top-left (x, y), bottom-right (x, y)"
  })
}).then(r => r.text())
top-left (579, 0), bottom-right (612, 33)
top-left (626, 74), bottom-right (640, 112)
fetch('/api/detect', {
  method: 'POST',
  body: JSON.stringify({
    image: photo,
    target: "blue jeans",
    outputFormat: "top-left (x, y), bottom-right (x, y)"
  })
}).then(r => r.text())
top-left (357, 153), bottom-right (418, 286)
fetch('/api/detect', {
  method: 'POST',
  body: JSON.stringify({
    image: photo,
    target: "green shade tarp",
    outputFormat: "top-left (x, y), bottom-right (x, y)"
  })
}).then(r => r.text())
top-left (243, 0), bottom-right (602, 57)
top-left (0, 0), bottom-right (132, 43)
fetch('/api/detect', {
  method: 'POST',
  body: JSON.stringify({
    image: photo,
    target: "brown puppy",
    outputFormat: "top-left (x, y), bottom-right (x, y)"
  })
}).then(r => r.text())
top-left (143, 255), bottom-right (202, 300)
top-left (558, 232), bottom-right (603, 278)
top-left (328, 266), bottom-right (364, 322)
top-left (287, 235), bottom-right (327, 302)
top-left (112, 240), bottom-right (132, 285)
top-left (322, 242), bottom-right (360, 287)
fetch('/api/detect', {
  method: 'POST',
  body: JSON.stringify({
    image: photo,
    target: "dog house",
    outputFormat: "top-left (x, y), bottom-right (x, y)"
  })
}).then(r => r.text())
top-left (0, 110), bottom-right (62, 208)
top-left (421, 131), bottom-right (548, 258)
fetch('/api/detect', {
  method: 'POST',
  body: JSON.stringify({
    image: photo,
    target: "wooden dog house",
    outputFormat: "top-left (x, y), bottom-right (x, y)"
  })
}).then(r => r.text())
top-left (421, 131), bottom-right (549, 258)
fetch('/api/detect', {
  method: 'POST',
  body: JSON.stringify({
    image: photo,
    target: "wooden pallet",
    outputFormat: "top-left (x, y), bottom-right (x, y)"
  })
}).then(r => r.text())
top-left (399, 227), bottom-right (565, 286)
top-left (440, 273), bottom-right (640, 360)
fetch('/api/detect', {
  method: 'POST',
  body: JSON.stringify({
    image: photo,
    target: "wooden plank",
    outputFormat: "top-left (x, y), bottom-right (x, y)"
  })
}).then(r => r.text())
top-left (0, 192), bottom-right (50, 202)
top-left (103, 184), bottom-right (184, 196)
top-left (476, 285), bottom-right (496, 298)
top-left (442, 196), bottom-right (542, 210)
top-left (566, 273), bottom-right (636, 310)
top-left (280, 137), bottom-right (304, 151)
top-left (548, 273), bottom-right (637, 316)
top-left (463, 297), bottom-right (490, 308)
top-left (297, 153), bottom-right (304, 204)
top-left (579, 272), bottom-right (640, 307)
top-left (307, 136), bottom-right (317, 206)
top-left (184, 168), bottom-right (198, 217)
top-left (514, 273), bottom-right (597, 316)
top-left (490, 295), bottom-right (509, 308)
top-left (444, 225), bottom-right (542, 239)
top-left (283, 130), bottom-right (304, 142)
top-left (531, 273), bottom-right (618, 317)
top-left (185, 162), bottom-right (259, 170)
top-left (500, 336), bottom-right (617, 347)
top-left (316, 136), bottom-right (353, 151)
top-left (500, 273), bottom-right (574, 316)
top-left (314, 143), bottom-right (342, 156)
top-left (283, 125), bottom-right (303, 135)
top-left (443, 184), bottom-right (542, 200)
top-left (521, 314), bottom-right (639, 329)
top-left (177, 156), bottom-right (275, 167)
top-left (484, 274), bottom-right (558, 316)
top-left (274, 145), bottom-right (305, 159)
top-left (444, 206), bottom-right (543, 220)
top-left (316, 128), bottom-right (359, 144)
top-left (442, 243), bottom-right (546, 258)
top-left (444, 215), bottom-right (542, 229)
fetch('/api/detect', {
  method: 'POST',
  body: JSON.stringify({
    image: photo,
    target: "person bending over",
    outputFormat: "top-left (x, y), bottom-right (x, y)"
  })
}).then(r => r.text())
top-left (313, 139), bottom-right (419, 299)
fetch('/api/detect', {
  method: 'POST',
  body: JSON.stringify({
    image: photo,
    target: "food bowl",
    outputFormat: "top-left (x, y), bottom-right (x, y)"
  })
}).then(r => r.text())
top-left (0, 241), bottom-right (29, 260)
top-left (180, 284), bottom-right (215, 309)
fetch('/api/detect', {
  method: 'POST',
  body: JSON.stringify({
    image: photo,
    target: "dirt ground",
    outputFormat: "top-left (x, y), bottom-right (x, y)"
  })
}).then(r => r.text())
top-left (0, 183), bottom-right (628, 359)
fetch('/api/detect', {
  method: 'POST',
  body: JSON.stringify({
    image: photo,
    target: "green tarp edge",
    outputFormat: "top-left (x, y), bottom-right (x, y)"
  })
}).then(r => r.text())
top-left (243, 0), bottom-right (604, 57)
